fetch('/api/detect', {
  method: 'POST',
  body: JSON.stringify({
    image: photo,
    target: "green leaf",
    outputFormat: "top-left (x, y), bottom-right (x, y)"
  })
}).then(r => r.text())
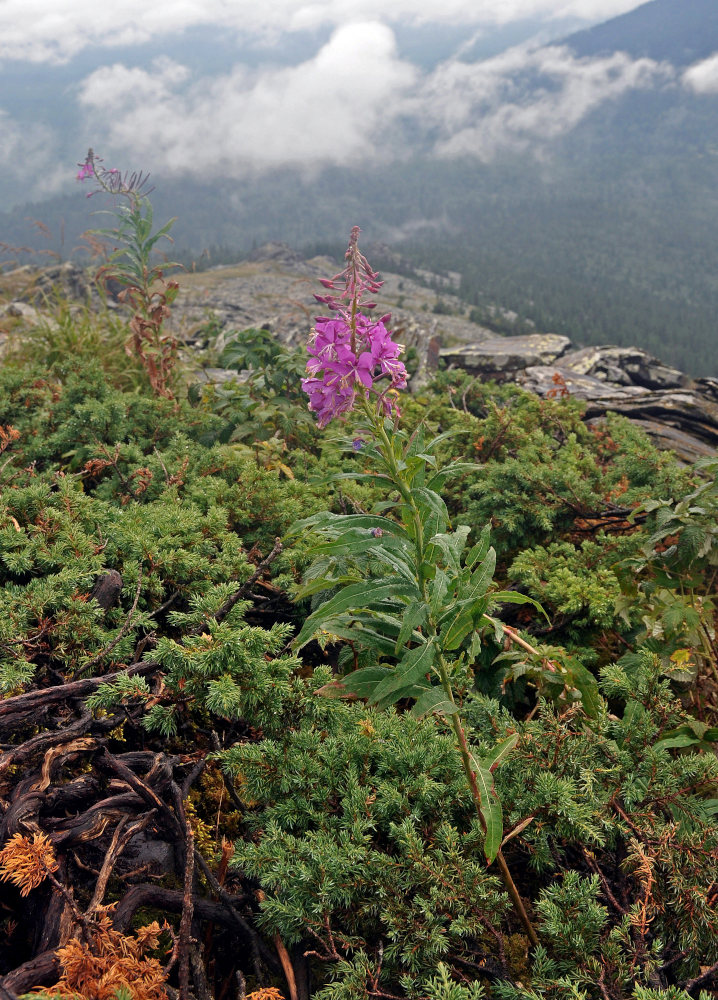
top-left (567, 660), bottom-right (601, 719)
top-left (370, 640), bottom-right (437, 707)
top-left (340, 666), bottom-right (393, 699)
top-left (430, 567), bottom-right (451, 617)
top-left (469, 549), bottom-right (497, 599)
top-left (289, 512), bottom-right (410, 542)
top-left (426, 462), bottom-right (482, 492)
top-left (316, 536), bottom-right (386, 556)
top-left (411, 487), bottom-right (449, 537)
top-left (476, 733), bottom-right (519, 773)
top-left (293, 579), bottom-right (418, 649)
top-left (426, 525), bottom-right (471, 573)
top-left (411, 686), bottom-right (459, 719)
top-left (491, 590), bottom-right (549, 622)
top-left (315, 621), bottom-right (397, 657)
top-left (470, 756), bottom-right (504, 863)
top-left (441, 601), bottom-right (487, 652)
top-left (465, 524), bottom-right (492, 570)
top-left (395, 601), bottom-right (429, 655)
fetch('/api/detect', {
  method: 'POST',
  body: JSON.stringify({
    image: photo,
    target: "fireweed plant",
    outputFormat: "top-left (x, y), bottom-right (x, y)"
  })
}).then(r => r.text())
top-left (76, 149), bottom-right (181, 398)
top-left (293, 230), bottom-right (541, 946)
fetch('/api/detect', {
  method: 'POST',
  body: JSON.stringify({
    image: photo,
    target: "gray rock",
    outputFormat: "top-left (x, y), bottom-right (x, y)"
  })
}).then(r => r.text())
top-left (1, 301), bottom-right (40, 322)
top-left (612, 419), bottom-right (718, 464)
top-left (30, 262), bottom-right (95, 305)
top-left (583, 388), bottom-right (718, 447)
top-left (440, 334), bottom-right (572, 377)
top-left (559, 345), bottom-right (689, 390)
top-left (518, 365), bottom-right (650, 401)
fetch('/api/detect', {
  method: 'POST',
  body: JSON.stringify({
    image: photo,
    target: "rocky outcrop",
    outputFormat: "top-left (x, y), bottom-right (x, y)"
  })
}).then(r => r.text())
top-left (438, 335), bottom-right (718, 462)
top-left (2, 250), bottom-right (716, 464)
top-left (558, 345), bottom-right (690, 390)
top-left (506, 349), bottom-right (717, 464)
top-left (440, 334), bottom-right (572, 377)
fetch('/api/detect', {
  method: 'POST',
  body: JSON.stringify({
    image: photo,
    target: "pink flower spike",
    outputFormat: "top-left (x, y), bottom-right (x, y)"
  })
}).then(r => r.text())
top-left (302, 230), bottom-right (407, 427)
top-left (76, 161), bottom-right (94, 181)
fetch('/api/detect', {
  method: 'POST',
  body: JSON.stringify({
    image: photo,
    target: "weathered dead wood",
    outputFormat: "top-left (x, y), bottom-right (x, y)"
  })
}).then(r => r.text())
top-left (112, 884), bottom-right (250, 933)
top-left (90, 570), bottom-right (124, 611)
top-left (98, 750), bottom-right (178, 832)
top-left (43, 773), bottom-right (100, 813)
top-left (214, 537), bottom-right (283, 625)
top-left (0, 710), bottom-right (93, 778)
top-left (1, 950), bottom-right (59, 993)
top-left (0, 660), bottom-right (159, 733)
top-left (87, 813), bottom-right (148, 912)
top-left (48, 794), bottom-right (145, 846)
top-left (178, 830), bottom-right (195, 1000)
top-left (73, 567), bottom-right (143, 678)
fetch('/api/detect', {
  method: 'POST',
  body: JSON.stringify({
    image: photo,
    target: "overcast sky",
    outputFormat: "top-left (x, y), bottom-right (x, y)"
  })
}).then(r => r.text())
top-left (0, 0), bottom-right (645, 63)
top-left (1, 0), bottom-right (717, 206)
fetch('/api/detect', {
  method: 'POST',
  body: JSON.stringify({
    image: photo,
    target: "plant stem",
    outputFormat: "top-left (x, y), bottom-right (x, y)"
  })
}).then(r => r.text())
top-left (436, 657), bottom-right (539, 947)
top-left (371, 410), bottom-right (539, 947)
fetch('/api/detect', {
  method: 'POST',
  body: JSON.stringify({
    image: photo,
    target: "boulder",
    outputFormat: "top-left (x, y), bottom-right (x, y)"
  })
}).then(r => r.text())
top-left (30, 262), bottom-right (95, 305)
top-left (1, 301), bottom-right (40, 323)
top-left (440, 334), bottom-right (572, 378)
top-left (559, 345), bottom-right (690, 390)
top-left (518, 365), bottom-right (649, 401)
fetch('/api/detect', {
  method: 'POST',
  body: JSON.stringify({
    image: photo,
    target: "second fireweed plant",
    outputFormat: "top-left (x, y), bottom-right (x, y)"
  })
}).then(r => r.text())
top-left (292, 229), bottom-right (543, 946)
top-left (76, 149), bottom-right (181, 398)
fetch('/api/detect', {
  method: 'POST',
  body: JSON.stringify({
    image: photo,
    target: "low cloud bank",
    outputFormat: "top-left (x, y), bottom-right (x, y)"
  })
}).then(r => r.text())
top-left (683, 52), bottom-right (718, 94)
top-left (76, 28), bottom-right (676, 177)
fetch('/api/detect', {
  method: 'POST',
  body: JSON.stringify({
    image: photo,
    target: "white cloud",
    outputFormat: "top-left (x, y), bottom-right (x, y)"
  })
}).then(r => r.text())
top-left (683, 52), bottom-right (718, 95)
top-left (78, 23), bottom-right (416, 173)
top-left (74, 29), bottom-right (675, 178)
top-left (418, 45), bottom-right (674, 160)
top-left (0, 0), bottom-right (642, 64)
top-left (0, 110), bottom-right (63, 196)
top-left (78, 58), bottom-right (190, 112)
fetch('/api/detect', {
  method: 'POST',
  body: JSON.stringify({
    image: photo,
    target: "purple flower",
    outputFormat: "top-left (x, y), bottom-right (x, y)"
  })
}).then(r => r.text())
top-left (370, 527), bottom-right (383, 537)
top-left (352, 438), bottom-right (365, 450)
top-left (76, 161), bottom-right (94, 181)
top-left (302, 230), bottom-right (408, 427)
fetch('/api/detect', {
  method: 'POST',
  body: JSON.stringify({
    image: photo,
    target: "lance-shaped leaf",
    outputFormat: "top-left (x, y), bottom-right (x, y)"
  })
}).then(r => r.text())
top-left (565, 660), bottom-right (601, 719)
top-left (369, 640), bottom-right (437, 708)
top-left (336, 666), bottom-right (393, 700)
top-left (426, 525), bottom-right (471, 574)
top-left (294, 580), bottom-right (418, 649)
top-left (411, 686), bottom-right (459, 719)
top-left (430, 567), bottom-right (451, 617)
top-left (411, 487), bottom-right (449, 537)
top-left (478, 733), bottom-right (520, 772)
top-left (465, 524), bottom-right (492, 571)
top-left (491, 590), bottom-right (549, 622)
top-left (469, 756), bottom-right (504, 863)
top-left (395, 601), bottom-right (429, 655)
top-left (426, 462), bottom-right (482, 492)
top-left (469, 735), bottom-right (519, 862)
top-left (469, 549), bottom-right (497, 599)
top-left (289, 511), bottom-right (410, 542)
top-left (315, 620), bottom-right (397, 657)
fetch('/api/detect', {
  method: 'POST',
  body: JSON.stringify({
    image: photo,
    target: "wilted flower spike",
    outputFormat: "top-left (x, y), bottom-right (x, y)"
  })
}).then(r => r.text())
top-left (75, 148), bottom-right (154, 201)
